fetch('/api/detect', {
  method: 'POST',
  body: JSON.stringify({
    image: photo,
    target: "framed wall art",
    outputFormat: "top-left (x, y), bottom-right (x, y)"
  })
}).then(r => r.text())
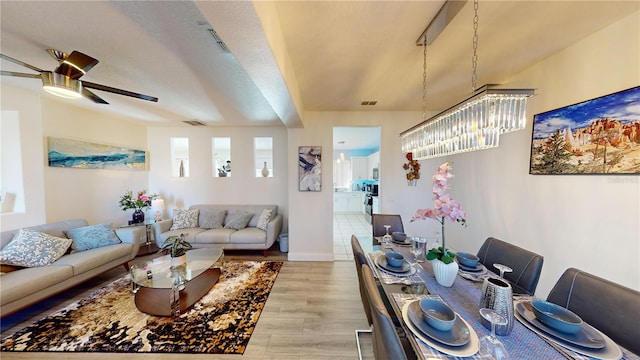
top-left (529, 86), bottom-right (640, 175)
top-left (48, 137), bottom-right (147, 170)
top-left (298, 146), bottom-right (322, 191)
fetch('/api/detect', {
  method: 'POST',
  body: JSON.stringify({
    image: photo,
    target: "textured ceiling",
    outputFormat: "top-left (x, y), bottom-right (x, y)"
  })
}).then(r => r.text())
top-left (1, 1), bottom-right (637, 130)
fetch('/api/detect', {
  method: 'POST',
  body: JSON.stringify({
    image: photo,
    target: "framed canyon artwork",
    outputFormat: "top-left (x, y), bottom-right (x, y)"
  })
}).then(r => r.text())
top-left (529, 86), bottom-right (640, 175)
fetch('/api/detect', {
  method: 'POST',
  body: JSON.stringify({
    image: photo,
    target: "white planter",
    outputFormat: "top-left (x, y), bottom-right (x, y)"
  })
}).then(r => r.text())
top-left (170, 255), bottom-right (187, 268)
top-left (431, 258), bottom-right (459, 287)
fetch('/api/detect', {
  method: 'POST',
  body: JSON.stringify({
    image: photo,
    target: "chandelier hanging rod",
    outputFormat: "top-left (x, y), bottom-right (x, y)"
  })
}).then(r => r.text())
top-left (415, 0), bottom-right (466, 46)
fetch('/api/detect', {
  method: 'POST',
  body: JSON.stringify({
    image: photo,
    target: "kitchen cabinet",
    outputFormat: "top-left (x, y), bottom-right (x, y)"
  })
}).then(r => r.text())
top-left (351, 157), bottom-right (369, 180)
top-left (372, 196), bottom-right (380, 214)
top-left (367, 151), bottom-right (380, 179)
top-left (333, 192), bottom-right (364, 214)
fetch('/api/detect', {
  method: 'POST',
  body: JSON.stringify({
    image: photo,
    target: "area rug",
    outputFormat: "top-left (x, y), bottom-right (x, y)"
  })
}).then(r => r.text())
top-left (0, 260), bottom-right (282, 354)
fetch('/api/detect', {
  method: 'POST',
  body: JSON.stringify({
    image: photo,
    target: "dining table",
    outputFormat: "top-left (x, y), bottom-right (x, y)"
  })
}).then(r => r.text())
top-left (362, 237), bottom-right (639, 360)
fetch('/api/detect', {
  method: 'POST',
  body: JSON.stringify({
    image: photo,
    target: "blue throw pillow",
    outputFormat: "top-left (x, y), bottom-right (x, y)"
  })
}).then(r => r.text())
top-left (64, 223), bottom-right (122, 252)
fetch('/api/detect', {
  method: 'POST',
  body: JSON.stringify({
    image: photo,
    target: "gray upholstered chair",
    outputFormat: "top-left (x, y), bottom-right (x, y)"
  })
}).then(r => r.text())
top-left (476, 237), bottom-right (544, 295)
top-left (361, 264), bottom-right (415, 360)
top-left (351, 235), bottom-right (372, 360)
top-left (546, 268), bottom-right (640, 355)
top-left (372, 214), bottom-right (404, 238)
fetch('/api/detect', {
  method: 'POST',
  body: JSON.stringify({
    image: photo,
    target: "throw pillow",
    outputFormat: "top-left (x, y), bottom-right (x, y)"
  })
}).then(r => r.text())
top-left (0, 228), bottom-right (72, 267)
top-left (256, 209), bottom-right (273, 231)
top-left (200, 209), bottom-right (227, 229)
top-left (224, 211), bottom-right (253, 230)
top-left (171, 208), bottom-right (200, 230)
top-left (64, 223), bottom-right (122, 252)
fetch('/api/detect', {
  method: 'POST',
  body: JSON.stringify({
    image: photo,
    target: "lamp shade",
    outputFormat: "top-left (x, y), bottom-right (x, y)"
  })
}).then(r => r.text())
top-left (151, 199), bottom-right (165, 222)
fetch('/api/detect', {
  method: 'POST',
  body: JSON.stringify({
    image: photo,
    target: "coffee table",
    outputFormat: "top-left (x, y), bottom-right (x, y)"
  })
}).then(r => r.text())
top-left (130, 248), bottom-right (224, 316)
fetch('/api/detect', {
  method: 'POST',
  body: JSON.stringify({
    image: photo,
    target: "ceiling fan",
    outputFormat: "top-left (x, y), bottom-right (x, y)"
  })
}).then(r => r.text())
top-left (0, 49), bottom-right (158, 104)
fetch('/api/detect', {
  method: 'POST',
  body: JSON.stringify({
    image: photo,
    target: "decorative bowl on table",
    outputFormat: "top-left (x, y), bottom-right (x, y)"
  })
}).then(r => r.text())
top-left (419, 298), bottom-right (456, 331)
top-left (384, 252), bottom-right (405, 267)
top-left (392, 232), bottom-right (407, 241)
top-left (530, 300), bottom-right (583, 334)
top-left (456, 252), bottom-right (480, 267)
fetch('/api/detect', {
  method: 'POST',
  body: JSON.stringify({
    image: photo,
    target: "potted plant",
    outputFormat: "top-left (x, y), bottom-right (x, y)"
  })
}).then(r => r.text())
top-left (119, 189), bottom-right (158, 224)
top-left (411, 162), bottom-right (467, 287)
top-left (159, 234), bottom-right (192, 267)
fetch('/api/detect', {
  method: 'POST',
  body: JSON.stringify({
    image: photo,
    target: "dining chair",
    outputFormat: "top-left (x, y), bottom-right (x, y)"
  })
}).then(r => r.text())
top-left (372, 214), bottom-right (404, 238)
top-left (351, 235), bottom-right (372, 360)
top-left (546, 268), bottom-right (640, 355)
top-left (361, 263), bottom-right (415, 360)
top-left (476, 237), bottom-right (544, 295)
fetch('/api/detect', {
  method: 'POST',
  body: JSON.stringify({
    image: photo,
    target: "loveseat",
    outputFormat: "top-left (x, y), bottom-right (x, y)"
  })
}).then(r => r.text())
top-left (0, 219), bottom-right (142, 317)
top-left (152, 204), bottom-right (283, 256)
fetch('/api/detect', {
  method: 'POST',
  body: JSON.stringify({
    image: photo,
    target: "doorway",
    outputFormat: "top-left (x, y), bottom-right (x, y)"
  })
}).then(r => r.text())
top-left (332, 126), bottom-right (380, 260)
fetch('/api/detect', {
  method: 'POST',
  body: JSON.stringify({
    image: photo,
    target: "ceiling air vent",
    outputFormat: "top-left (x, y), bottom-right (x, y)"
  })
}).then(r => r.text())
top-left (206, 28), bottom-right (231, 54)
top-left (361, 100), bottom-right (378, 106)
top-left (183, 120), bottom-right (206, 126)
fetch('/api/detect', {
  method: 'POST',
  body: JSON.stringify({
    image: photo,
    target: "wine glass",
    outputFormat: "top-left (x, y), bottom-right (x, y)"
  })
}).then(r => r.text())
top-left (479, 308), bottom-right (511, 360)
top-left (381, 225), bottom-right (392, 247)
top-left (493, 263), bottom-right (513, 278)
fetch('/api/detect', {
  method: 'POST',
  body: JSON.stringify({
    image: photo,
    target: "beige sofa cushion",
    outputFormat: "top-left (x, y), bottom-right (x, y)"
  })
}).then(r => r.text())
top-left (53, 243), bottom-right (132, 275)
top-left (0, 265), bottom-right (73, 304)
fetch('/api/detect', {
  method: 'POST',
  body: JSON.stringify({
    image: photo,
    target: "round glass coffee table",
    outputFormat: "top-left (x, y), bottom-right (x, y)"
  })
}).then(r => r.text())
top-left (130, 248), bottom-right (224, 317)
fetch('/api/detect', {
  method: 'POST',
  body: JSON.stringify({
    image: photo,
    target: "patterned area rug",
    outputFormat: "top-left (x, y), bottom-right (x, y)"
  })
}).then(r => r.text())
top-left (1, 260), bottom-right (282, 354)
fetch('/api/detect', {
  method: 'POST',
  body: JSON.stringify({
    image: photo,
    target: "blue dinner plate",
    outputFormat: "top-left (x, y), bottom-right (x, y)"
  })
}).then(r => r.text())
top-left (516, 301), bottom-right (605, 349)
top-left (457, 261), bottom-right (484, 273)
top-left (406, 300), bottom-right (471, 347)
top-left (375, 256), bottom-right (411, 273)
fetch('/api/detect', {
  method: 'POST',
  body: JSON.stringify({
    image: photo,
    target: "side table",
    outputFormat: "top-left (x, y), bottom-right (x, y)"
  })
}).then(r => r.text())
top-left (120, 221), bottom-right (159, 257)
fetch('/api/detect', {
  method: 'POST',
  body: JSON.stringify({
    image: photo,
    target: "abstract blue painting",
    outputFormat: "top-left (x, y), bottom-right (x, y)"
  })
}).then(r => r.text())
top-left (48, 137), bottom-right (146, 170)
top-left (530, 86), bottom-right (640, 174)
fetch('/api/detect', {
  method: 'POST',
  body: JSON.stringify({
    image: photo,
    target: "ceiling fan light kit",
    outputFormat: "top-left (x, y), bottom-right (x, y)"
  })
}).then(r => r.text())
top-left (1, 49), bottom-right (157, 104)
top-left (401, 0), bottom-right (534, 160)
top-left (41, 72), bottom-right (83, 99)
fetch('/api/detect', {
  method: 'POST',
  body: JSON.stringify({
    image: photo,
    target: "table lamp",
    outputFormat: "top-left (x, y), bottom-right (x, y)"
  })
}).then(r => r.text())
top-left (151, 199), bottom-right (165, 222)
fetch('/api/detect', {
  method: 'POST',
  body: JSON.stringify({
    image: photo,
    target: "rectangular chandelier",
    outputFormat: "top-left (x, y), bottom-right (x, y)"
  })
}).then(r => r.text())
top-left (400, 85), bottom-right (534, 160)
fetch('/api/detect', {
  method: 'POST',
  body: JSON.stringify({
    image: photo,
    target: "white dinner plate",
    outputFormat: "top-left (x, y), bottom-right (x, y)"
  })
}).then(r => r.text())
top-left (514, 302), bottom-right (622, 360)
top-left (402, 301), bottom-right (480, 357)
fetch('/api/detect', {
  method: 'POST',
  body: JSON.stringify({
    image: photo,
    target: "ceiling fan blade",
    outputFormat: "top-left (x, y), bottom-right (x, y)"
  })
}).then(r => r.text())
top-left (54, 50), bottom-right (99, 80)
top-left (0, 70), bottom-right (41, 78)
top-left (82, 81), bottom-right (158, 102)
top-left (82, 88), bottom-right (109, 104)
top-left (0, 53), bottom-right (44, 73)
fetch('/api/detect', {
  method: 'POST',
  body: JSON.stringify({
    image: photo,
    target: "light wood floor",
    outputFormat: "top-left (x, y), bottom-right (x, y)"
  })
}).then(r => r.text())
top-left (1, 249), bottom-right (375, 360)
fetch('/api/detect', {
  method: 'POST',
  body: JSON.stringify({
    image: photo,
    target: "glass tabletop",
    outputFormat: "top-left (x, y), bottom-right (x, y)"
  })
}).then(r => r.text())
top-left (131, 248), bottom-right (224, 289)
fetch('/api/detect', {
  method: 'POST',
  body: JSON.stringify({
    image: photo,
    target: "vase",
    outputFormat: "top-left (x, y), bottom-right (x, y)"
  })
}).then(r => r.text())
top-left (480, 277), bottom-right (514, 335)
top-left (132, 209), bottom-right (145, 223)
top-left (170, 254), bottom-right (187, 268)
top-left (431, 258), bottom-right (458, 287)
top-left (261, 161), bottom-right (270, 177)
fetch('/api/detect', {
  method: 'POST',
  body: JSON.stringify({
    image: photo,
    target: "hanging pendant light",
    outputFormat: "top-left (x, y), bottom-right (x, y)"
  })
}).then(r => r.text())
top-left (400, 0), bottom-right (534, 160)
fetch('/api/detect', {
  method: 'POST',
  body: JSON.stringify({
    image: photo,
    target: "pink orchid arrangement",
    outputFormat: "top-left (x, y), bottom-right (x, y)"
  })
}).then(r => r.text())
top-left (411, 162), bottom-right (467, 264)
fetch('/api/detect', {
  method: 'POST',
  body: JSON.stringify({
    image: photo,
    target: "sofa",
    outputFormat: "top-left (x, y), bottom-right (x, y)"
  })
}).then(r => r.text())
top-left (0, 219), bottom-right (142, 317)
top-left (152, 204), bottom-right (283, 256)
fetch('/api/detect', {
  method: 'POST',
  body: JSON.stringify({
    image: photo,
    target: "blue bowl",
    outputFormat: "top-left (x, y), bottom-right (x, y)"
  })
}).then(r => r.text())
top-left (531, 300), bottom-right (583, 334)
top-left (392, 232), bottom-right (407, 241)
top-left (456, 252), bottom-right (480, 267)
top-left (385, 252), bottom-right (405, 267)
top-left (419, 298), bottom-right (456, 331)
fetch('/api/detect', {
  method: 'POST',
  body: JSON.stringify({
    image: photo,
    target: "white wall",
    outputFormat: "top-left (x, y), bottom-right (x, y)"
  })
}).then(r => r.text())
top-left (147, 126), bottom-right (288, 228)
top-left (0, 86), bottom-right (46, 230)
top-left (41, 98), bottom-right (150, 225)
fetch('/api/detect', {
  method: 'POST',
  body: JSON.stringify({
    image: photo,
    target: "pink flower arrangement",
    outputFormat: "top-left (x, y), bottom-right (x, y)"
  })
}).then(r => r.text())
top-left (118, 190), bottom-right (157, 211)
top-left (411, 162), bottom-right (467, 263)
